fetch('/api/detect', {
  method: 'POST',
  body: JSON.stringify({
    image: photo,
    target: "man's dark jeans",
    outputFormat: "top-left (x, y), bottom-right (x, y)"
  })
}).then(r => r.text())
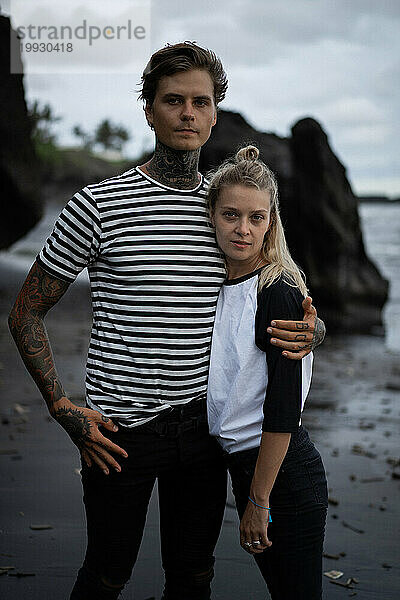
top-left (227, 426), bottom-right (328, 600)
top-left (70, 399), bottom-right (227, 600)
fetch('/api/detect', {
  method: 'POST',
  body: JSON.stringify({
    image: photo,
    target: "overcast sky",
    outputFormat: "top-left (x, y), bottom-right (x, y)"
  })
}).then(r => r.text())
top-left (3, 0), bottom-right (399, 197)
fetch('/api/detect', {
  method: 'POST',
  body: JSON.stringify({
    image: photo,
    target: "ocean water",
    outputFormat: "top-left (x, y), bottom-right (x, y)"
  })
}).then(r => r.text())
top-left (1, 201), bottom-right (399, 349)
top-left (0, 203), bottom-right (89, 284)
top-left (359, 202), bottom-right (400, 352)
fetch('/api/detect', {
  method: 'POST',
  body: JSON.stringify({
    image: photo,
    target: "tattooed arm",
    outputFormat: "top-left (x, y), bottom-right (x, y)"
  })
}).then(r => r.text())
top-left (267, 296), bottom-right (326, 360)
top-left (8, 260), bottom-right (128, 473)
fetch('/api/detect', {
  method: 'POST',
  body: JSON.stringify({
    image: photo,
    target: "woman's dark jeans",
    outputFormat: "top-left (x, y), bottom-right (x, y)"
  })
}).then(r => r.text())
top-left (70, 399), bottom-right (227, 600)
top-left (227, 426), bottom-right (328, 600)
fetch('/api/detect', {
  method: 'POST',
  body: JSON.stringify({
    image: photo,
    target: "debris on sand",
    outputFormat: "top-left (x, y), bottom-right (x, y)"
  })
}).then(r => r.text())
top-left (13, 403), bottom-right (30, 423)
top-left (351, 444), bottom-right (377, 459)
top-left (385, 382), bottom-right (400, 391)
top-left (324, 570), bottom-right (343, 580)
top-left (330, 577), bottom-right (359, 589)
top-left (29, 524), bottom-right (53, 530)
top-left (359, 421), bottom-right (375, 430)
top-left (328, 497), bottom-right (339, 506)
top-left (342, 521), bottom-right (364, 534)
top-left (0, 448), bottom-right (19, 455)
top-left (323, 551), bottom-right (347, 560)
top-left (14, 403), bottom-right (30, 415)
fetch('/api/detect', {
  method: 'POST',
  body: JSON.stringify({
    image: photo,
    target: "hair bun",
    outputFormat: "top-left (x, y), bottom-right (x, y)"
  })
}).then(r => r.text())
top-left (236, 145), bottom-right (259, 162)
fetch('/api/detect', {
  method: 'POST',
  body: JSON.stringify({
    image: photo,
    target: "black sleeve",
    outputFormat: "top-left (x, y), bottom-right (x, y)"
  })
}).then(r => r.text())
top-left (255, 276), bottom-right (305, 433)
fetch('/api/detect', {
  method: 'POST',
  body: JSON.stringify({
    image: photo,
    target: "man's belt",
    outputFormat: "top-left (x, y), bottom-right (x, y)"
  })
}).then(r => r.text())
top-left (146, 399), bottom-right (208, 438)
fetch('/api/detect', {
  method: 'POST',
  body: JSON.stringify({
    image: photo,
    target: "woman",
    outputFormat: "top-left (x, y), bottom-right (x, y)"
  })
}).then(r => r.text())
top-left (207, 146), bottom-right (328, 599)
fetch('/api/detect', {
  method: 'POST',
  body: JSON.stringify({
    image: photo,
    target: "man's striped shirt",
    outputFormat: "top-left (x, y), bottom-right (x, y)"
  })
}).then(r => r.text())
top-left (37, 167), bottom-right (225, 427)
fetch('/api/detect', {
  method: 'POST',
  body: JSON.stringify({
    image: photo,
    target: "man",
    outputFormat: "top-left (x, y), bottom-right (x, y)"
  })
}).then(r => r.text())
top-left (9, 42), bottom-right (325, 599)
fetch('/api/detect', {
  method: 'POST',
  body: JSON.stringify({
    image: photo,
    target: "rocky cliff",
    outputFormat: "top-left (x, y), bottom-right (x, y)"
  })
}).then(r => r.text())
top-left (0, 15), bottom-right (42, 250)
top-left (200, 110), bottom-right (388, 333)
top-left (0, 20), bottom-right (388, 333)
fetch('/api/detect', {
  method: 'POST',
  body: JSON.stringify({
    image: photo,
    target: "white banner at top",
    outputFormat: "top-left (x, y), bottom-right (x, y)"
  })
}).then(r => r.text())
top-left (10, 0), bottom-right (151, 74)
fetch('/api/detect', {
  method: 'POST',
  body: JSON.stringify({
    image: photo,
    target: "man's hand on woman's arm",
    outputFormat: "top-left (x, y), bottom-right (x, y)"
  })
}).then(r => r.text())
top-left (8, 260), bottom-right (127, 473)
top-left (268, 296), bottom-right (326, 360)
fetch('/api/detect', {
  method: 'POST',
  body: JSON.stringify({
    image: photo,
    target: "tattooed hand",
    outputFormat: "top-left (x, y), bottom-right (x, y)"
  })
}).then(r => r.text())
top-left (267, 296), bottom-right (326, 360)
top-left (52, 399), bottom-right (128, 474)
top-left (9, 260), bottom-right (128, 473)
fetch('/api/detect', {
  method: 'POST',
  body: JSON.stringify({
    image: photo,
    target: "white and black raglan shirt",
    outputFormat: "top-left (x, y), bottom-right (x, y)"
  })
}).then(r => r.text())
top-left (207, 269), bottom-right (313, 454)
top-left (37, 167), bottom-right (225, 427)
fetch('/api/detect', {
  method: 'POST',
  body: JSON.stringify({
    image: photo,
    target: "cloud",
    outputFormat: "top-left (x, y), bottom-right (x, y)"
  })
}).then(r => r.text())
top-left (151, 0), bottom-right (400, 66)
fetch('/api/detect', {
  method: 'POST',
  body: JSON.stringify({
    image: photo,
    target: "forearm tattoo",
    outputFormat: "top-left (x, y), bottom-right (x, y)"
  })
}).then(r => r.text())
top-left (8, 261), bottom-right (70, 411)
top-left (311, 317), bottom-right (326, 350)
top-left (146, 140), bottom-right (200, 189)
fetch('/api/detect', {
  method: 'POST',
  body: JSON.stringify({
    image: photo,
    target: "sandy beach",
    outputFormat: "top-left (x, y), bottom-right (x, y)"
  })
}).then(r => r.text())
top-left (0, 242), bottom-right (399, 599)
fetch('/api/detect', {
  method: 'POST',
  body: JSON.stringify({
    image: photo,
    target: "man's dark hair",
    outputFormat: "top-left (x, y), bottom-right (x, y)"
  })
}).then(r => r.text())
top-left (139, 41), bottom-right (228, 107)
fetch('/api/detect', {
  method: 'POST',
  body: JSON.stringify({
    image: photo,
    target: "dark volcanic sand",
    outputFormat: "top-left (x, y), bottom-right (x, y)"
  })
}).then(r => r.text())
top-left (1, 259), bottom-right (399, 599)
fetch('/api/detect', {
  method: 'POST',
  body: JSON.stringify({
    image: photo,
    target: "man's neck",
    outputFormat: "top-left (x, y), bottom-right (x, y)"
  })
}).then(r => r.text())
top-left (142, 140), bottom-right (201, 190)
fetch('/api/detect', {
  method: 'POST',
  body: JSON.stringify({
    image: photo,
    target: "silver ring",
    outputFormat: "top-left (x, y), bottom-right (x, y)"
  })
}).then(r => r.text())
top-left (244, 542), bottom-right (252, 547)
top-left (252, 540), bottom-right (261, 545)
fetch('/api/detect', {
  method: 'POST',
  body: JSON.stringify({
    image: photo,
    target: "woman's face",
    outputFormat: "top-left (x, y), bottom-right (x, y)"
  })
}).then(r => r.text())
top-left (211, 184), bottom-right (271, 275)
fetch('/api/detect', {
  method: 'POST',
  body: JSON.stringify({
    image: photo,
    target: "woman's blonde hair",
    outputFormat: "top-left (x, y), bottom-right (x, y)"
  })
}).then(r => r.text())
top-left (207, 145), bottom-right (308, 296)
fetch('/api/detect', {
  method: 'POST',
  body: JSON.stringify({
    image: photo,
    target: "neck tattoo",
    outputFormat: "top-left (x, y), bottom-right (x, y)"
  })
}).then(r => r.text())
top-left (146, 140), bottom-right (201, 190)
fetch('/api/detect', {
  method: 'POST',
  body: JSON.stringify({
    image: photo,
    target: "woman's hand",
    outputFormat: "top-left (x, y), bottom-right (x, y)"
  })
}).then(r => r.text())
top-left (240, 498), bottom-right (272, 554)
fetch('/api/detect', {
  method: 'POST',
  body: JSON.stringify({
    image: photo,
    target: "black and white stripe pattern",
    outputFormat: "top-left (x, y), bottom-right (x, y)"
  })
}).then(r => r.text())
top-left (37, 167), bottom-right (225, 427)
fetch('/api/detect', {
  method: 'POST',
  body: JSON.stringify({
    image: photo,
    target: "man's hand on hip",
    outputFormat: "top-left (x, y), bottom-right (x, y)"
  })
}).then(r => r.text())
top-left (267, 296), bottom-right (326, 360)
top-left (51, 398), bottom-right (128, 474)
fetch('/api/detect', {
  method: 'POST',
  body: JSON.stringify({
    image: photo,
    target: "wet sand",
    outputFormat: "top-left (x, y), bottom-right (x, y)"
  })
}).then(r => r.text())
top-left (0, 259), bottom-right (399, 599)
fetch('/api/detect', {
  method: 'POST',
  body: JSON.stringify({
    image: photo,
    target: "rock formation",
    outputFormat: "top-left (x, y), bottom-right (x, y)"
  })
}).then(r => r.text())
top-left (200, 110), bottom-right (388, 333)
top-left (0, 22), bottom-right (388, 333)
top-left (0, 15), bottom-right (42, 250)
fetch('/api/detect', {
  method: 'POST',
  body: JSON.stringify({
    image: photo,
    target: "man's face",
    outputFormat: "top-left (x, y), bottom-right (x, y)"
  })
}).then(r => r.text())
top-left (145, 69), bottom-right (217, 151)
